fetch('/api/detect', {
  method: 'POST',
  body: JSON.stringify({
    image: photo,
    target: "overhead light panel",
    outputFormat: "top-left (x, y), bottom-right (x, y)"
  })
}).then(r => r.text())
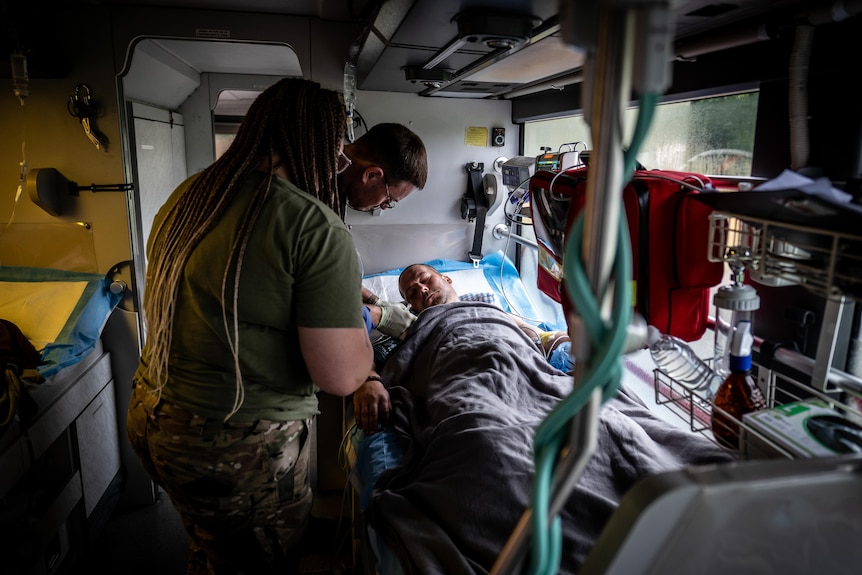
top-left (420, 9), bottom-right (541, 71)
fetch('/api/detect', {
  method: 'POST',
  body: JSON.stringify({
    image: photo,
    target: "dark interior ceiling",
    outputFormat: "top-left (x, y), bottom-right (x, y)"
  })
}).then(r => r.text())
top-left (345, 0), bottom-right (848, 99)
top-left (3, 0), bottom-right (858, 99)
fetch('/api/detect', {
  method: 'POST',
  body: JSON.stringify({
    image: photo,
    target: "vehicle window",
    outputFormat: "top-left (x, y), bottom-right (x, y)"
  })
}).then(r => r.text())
top-left (524, 91), bottom-right (758, 177)
top-left (214, 120), bottom-right (239, 160)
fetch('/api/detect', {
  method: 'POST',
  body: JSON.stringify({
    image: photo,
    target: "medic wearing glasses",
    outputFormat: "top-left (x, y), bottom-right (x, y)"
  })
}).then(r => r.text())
top-left (336, 123), bottom-right (428, 213)
top-left (335, 123), bottom-right (429, 336)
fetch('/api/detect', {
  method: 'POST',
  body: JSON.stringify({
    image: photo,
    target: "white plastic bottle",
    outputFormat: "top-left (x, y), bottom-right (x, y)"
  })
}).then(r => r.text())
top-left (647, 326), bottom-right (722, 397)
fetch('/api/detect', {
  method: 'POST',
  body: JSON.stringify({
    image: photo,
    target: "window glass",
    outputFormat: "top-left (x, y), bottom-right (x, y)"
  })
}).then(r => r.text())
top-left (214, 121), bottom-right (240, 160)
top-left (524, 91), bottom-right (759, 176)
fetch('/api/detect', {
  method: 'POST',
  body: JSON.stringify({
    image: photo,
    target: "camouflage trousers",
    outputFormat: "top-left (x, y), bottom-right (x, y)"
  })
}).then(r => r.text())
top-left (127, 382), bottom-right (314, 575)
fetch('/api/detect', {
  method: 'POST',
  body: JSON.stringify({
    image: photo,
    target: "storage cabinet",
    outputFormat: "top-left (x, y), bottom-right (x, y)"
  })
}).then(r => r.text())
top-left (0, 347), bottom-right (121, 574)
top-left (75, 382), bottom-right (121, 518)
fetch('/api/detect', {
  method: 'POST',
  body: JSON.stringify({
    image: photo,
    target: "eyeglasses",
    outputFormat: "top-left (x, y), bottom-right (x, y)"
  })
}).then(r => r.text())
top-left (377, 179), bottom-right (397, 210)
top-left (336, 151), bottom-right (352, 174)
top-left (343, 167), bottom-right (401, 213)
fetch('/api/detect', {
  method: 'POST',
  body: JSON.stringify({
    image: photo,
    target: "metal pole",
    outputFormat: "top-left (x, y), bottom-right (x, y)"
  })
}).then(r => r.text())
top-left (489, 4), bottom-right (635, 573)
top-left (550, 0), bottom-right (635, 544)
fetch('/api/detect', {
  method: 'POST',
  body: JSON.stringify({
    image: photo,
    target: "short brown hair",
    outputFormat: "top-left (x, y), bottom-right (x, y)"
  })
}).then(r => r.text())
top-left (398, 263), bottom-right (437, 298)
top-left (352, 123), bottom-right (428, 190)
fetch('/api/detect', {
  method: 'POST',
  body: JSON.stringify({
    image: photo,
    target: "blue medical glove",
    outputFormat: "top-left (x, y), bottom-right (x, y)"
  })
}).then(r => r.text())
top-left (548, 341), bottom-right (575, 374)
top-left (362, 305), bottom-right (374, 334)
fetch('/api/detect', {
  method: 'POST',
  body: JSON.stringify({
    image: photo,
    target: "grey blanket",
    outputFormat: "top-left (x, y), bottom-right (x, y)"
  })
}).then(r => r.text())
top-left (368, 302), bottom-right (730, 575)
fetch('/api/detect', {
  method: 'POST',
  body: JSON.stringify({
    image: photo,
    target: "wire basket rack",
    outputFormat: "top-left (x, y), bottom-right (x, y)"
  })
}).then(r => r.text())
top-left (707, 212), bottom-right (862, 299)
top-left (654, 358), bottom-right (862, 460)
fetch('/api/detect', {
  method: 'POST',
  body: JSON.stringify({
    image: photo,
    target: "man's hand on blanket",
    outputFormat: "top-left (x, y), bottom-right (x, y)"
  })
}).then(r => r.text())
top-left (354, 375), bottom-right (391, 435)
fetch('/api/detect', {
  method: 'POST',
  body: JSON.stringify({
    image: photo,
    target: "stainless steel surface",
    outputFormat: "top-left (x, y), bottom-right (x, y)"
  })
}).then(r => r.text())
top-left (581, 9), bottom-right (631, 319)
top-left (812, 296), bottom-right (853, 391)
top-left (708, 211), bottom-right (862, 391)
top-left (707, 211), bottom-right (862, 299)
top-left (492, 223), bottom-right (538, 250)
top-left (770, 341), bottom-right (862, 396)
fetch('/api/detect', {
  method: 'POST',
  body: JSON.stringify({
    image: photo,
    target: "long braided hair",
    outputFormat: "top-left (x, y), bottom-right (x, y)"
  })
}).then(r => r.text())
top-left (144, 78), bottom-right (346, 418)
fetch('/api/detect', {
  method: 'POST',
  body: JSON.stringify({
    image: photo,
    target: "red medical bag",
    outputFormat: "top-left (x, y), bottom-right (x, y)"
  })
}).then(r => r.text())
top-left (530, 166), bottom-right (724, 342)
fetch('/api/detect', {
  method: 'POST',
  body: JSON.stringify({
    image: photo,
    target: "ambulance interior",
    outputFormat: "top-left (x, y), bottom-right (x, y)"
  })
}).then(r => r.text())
top-left (1, 0), bottom-right (862, 573)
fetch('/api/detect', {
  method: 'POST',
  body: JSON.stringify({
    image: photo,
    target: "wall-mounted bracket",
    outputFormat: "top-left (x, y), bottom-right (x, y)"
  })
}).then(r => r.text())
top-left (27, 168), bottom-right (134, 216)
top-left (108, 260), bottom-right (137, 313)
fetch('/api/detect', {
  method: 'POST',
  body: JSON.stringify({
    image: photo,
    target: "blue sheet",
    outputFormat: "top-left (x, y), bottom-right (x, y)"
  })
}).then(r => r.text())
top-left (0, 266), bottom-right (122, 377)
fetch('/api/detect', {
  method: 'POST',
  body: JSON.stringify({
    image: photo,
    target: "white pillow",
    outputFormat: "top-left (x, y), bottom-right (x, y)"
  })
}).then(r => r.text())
top-left (361, 252), bottom-right (566, 331)
top-left (362, 267), bottom-right (500, 308)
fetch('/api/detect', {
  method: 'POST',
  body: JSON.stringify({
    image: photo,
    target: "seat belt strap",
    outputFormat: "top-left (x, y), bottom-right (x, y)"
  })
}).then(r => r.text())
top-left (464, 163), bottom-right (487, 266)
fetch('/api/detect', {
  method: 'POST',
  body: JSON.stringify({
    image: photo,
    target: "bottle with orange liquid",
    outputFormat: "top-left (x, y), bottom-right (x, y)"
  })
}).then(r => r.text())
top-left (710, 320), bottom-right (766, 449)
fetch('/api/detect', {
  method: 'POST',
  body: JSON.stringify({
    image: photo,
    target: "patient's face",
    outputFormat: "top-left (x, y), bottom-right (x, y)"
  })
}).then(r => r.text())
top-left (399, 265), bottom-right (458, 312)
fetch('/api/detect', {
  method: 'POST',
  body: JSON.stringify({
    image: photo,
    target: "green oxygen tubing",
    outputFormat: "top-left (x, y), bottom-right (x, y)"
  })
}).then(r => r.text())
top-left (526, 91), bottom-right (659, 575)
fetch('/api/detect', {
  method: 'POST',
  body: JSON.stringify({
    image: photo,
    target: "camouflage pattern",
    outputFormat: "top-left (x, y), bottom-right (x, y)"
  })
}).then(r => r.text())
top-left (127, 383), bottom-right (313, 574)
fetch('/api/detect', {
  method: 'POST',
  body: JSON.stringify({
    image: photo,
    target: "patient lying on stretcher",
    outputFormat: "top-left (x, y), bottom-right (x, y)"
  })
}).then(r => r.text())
top-left (355, 263), bottom-right (573, 434)
top-left (363, 279), bottom-right (570, 360)
top-left (351, 263), bottom-right (732, 575)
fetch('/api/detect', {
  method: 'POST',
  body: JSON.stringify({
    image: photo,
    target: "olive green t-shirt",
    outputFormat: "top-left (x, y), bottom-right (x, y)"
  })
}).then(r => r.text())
top-left (136, 171), bottom-right (364, 421)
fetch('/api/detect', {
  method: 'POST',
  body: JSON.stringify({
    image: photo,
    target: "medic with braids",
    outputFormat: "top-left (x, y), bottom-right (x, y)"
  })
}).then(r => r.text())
top-left (127, 78), bottom-right (373, 574)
